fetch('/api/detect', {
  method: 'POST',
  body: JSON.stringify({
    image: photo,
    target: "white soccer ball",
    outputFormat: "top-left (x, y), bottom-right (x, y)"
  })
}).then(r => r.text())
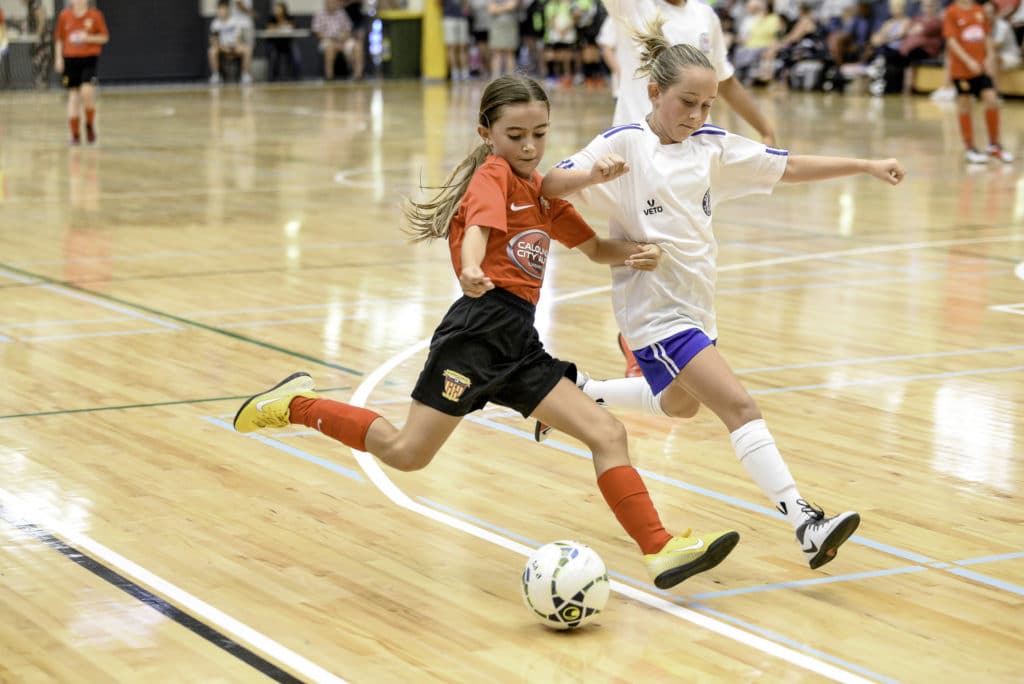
top-left (521, 540), bottom-right (610, 630)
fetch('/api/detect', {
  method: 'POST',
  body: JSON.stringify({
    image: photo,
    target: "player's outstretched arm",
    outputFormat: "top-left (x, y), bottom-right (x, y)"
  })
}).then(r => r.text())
top-left (542, 155), bottom-right (630, 198)
top-left (575, 237), bottom-right (661, 269)
top-left (781, 155), bottom-right (905, 186)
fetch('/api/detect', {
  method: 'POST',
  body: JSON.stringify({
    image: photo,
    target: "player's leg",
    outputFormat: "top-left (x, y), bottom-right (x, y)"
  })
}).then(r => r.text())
top-left (673, 345), bottom-right (860, 569)
top-left (956, 85), bottom-right (987, 163)
top-left (979, 83), bottom-right (1013, 162)
top-left (531, 378), bottom-right (739, 589)
top-left (66, 87), bottom-right (82, 144)
top-left (208, 43), bottom-right (222, 83)
top-left (80, 80), bottom-right (97, 144)
top-left (233, 372), bottom-right (462, 472)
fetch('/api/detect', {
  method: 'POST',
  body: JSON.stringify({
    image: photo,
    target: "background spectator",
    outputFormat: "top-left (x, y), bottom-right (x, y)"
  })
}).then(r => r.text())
top-left (265, 1), bottom-right (302, 81)
top-left (312, 0), bottom-right (355, 80)
top-left (209, 0), bottom-right (253, 84)
top-left (442, 0), bottom-right (470, 81)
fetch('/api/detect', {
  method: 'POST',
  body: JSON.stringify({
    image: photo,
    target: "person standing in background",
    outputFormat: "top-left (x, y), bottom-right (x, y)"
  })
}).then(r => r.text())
top-left (54, 0), bottom-right (109, 145)
top-left (23, 0), bottom-right (54, 89)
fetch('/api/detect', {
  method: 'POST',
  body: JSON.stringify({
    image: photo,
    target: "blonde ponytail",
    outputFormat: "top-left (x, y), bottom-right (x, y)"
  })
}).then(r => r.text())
top-left (632, 16), bottom-right (714, 91)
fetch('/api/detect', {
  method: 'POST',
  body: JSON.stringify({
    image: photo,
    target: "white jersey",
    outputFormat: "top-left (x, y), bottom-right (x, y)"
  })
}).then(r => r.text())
top-left (603, 0), bottom-right (735, 126)
top-left (555, 119), bottom-right (789, 347)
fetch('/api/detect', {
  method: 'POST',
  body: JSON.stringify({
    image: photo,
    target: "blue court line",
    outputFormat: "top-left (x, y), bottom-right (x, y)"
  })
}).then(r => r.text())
top-left (953, 550), bottom-right (1024, 566)
top-left (202, 417), bottom-right (363, 482)
top-left (689, 566), bottom-right (928, 600)
top-left (943, 567), bottom-right (1024, 596)
top-left (417, 496), bottom-right (895, 684)
top-left (461, 415), bottom-right (1022, 595)
top-left (691, 604), bottom-right (902, 684)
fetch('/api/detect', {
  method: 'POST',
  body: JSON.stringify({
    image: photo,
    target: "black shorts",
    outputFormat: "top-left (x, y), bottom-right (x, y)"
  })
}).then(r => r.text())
top-left (954, 74), bottom-right (995, 98)
top-left (411, 288), bottom-right (575, 418)
top-left (63, 56), bottom-right (98, 89)
top-left (345, 3), bottom-right (367, 32)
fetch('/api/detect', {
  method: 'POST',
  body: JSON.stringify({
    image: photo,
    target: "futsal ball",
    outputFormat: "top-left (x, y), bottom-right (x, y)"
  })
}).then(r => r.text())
top-left (521, 540), bottom-right (610, 630)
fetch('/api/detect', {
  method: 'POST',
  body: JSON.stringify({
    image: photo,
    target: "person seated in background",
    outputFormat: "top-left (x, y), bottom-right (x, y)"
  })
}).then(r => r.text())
top-left (827, 0), bottom-right (873, 67)
top-left (312, 0), bottom-right (355, 80)
top-left (898, 0), bottom-right (944, 93)
top-left (343, 0), bottom-right (366, 80)
top-left (209, 0), bottom-right (253, 84)
top-left (771, 2), bottom-right (829, 87)
top-left (985, 0), bottom-right (1022, 81)
top-left (864, 0), bottom-right (911, 94)
top-left (732, 0), bottom-right (784, 85)
top-left (265, 1), bottom-right (303, 80)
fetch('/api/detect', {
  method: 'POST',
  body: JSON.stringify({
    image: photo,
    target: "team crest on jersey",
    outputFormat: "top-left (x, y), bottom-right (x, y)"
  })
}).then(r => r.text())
top-left (702, 189), bottom-right (711, 216)
top-left (699, 32), bottom-right (711, 53)
top-left (507, 229), bottom-right (550, 280)
top-left (441, 369), bottom-right (472, 402)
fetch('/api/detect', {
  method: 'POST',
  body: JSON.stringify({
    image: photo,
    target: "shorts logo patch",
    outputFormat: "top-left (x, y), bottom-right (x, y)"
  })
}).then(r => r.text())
top-left (441, 369), bottom-right (472, 402)
top-left (506, 229), bottom-right (550, 280)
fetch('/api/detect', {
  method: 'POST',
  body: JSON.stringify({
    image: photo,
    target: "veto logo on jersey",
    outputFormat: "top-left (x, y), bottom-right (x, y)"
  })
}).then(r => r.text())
top-left (507, 229), bottom-right (550, 280)
top-left (643, 198), bottom-right (664, 216)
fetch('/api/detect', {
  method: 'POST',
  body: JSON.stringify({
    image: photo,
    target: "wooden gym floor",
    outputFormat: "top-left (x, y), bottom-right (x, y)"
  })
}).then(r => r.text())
top-left (0, 81), bottom-right (1021, 683)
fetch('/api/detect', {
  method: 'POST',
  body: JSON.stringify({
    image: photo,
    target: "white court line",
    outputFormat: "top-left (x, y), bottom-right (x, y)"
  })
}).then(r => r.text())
top-left (21, 328), bottom-right (176, 343)
top-left (0, 487), bottom-right (348, 684)
top-left (737, 343), bottom-right (1024, 374)
top-left (0, 316), bottom-right (135, 330)
top-left (990, 303), bottom-right (1024, 316)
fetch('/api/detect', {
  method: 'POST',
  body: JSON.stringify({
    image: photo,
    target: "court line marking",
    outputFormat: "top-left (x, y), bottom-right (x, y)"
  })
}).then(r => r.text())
top-left (989, 303), bottom-right (1024, 316)
top-left (0, 487), bottom-right (349, 684)
top-left (344, 346), bottom-right (875, 684)
top-left (417, 496), bottom-right (900, 684)
top-left (20, 328), bottom-right (176, 343)
top-left (0, 316), bottom-right (136, 329)
top-left (203, 417), bottom-right (363, 482)
top-left (0, 504), bottom-right (306, 684)
top-left (954, 551), bottom-right (1024, 566)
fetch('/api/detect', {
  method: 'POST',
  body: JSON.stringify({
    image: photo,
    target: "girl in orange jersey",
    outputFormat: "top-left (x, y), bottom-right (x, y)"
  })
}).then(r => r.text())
top-left (944, 0), bottom-right (1014, 164)
top-left (233, 75), bottom-right (743, 592)
top-left (54, 0), bottom-right (109, 144)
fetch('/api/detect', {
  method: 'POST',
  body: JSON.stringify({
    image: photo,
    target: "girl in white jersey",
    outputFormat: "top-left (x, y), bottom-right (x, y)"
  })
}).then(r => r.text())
top-left (541, 19), bottom-right (906, 571)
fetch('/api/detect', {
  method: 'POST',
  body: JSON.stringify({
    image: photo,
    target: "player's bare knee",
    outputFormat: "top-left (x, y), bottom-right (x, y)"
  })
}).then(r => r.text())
top-left (661, 393), bottom-right (700, 419)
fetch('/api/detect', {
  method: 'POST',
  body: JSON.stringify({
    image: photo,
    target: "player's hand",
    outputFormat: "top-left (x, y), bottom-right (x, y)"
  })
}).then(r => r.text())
top-left (964, 57), bottom-right (982, 75)
top-left (868, 158), bottom-right (905, 185)
top-left (459, 265), bottom-right (494, 298)
top-left (589, 154), bottom-right (630, 184)
top-left (70, 30), bottom-right (86, 44)
top-left (625, 242), bottom-right (661, 270)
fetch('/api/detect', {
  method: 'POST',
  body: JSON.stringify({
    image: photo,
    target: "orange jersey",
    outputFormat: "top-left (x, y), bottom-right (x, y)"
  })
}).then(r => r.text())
top-left (55, 7), bottom-right (109, 58)
top-left (943, 3), bottom-right (989, 79)
top-left (448, 156), bottom-right (595, 305)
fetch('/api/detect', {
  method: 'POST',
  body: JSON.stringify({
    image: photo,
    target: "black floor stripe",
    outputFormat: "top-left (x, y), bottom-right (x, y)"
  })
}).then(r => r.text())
top-left (0, 504), bottom-right (306, 684)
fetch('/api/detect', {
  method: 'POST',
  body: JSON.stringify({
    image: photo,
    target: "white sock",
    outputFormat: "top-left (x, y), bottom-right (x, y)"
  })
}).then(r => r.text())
top-left (582, 377), bottom-right (667, 416)
top-left (730, 419), bottom-right (808, 530)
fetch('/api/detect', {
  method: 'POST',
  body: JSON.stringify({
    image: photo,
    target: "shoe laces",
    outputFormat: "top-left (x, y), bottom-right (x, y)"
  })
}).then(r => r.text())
top-left (798, 499), bottom-right (826, 523)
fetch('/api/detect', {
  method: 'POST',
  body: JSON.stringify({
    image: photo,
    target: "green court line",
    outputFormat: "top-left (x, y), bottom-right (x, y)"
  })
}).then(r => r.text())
top-left (0, 261), bottom-right (364, 376)
top-left (0, 386), bottom-right (352, 420)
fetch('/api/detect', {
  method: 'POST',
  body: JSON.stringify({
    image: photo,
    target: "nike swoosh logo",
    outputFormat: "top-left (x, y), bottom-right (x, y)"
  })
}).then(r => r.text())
top-left (803, 541), bottom-right (819, 554)
top-left (256, 397), bottom-right (283, 411)
top-left (677, 538), bottom-right (705, 552)
top-left (316, 418), bottom-right (322, 432)
top-left (777, 502), bottom-right (788, 515)
top-left (510, 203), bottom-right (533, 211)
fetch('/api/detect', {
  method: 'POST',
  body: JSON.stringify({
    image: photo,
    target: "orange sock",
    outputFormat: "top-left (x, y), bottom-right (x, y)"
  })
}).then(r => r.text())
top-left (984, 108), bottom-right (999, 147)
top-left (289, 397), bottom-right (380, 452)
top-left (958, 112), bottom-right (974, 149)
top-left (597, 465), bottom-right (672, 555)
top-left (85, 108), bottom-right (96, 126)
top-left (69, 117), bottom-right (80, 139)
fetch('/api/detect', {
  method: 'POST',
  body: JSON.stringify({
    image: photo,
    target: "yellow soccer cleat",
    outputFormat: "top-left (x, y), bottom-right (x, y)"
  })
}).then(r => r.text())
top-left (233, 372), bottom-right (318, 433)
top-left (644, 529), bottom-right (740, 589)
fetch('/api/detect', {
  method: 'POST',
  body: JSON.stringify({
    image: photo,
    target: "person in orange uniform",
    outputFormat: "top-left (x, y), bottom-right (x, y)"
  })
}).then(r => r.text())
top-left (55, 0), bottom-right (109, 145)
top-left (944, 0), bottom-right (1013, 164)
